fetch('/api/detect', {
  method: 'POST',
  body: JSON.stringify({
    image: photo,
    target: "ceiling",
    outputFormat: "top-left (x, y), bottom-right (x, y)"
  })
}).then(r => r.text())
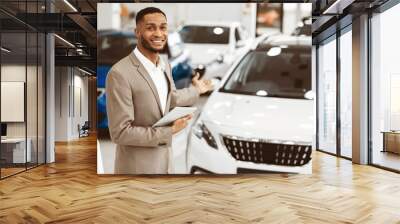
top-left (311, 0), bottom-right (390, 43)
top-left (0, 0), bottom-right (99, 73)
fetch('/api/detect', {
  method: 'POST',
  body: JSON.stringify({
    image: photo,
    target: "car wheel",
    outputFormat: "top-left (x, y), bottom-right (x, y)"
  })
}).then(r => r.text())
top-left (190, 166), bottom-right (211, 174)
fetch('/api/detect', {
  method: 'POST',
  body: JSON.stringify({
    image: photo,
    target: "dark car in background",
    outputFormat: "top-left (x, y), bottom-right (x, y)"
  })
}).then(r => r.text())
top-left (97, 31), bottom-right (193, 130)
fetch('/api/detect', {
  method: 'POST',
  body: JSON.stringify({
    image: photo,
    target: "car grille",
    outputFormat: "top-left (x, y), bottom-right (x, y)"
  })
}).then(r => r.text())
top-left (222, 136), bottom-right (312, 166)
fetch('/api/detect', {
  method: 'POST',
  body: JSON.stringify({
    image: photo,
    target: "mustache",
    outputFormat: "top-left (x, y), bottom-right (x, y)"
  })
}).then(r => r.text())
top-left (140, 37), bottom-right (167, 53)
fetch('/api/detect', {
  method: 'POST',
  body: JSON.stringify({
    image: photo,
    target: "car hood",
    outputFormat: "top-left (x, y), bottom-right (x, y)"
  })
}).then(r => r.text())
top-left (184, 44), bottom-right (230, 65)
top-left (199, 92), bottom-right (314, 143)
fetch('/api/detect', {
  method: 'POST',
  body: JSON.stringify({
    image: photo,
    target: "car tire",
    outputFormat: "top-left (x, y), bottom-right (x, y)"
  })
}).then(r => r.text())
top-left (190, 166), bottom-right (211, 174)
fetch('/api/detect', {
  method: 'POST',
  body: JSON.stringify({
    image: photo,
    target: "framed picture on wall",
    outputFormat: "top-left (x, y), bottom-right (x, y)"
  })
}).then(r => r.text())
top-left (256, 3), bottom-right (283, 36)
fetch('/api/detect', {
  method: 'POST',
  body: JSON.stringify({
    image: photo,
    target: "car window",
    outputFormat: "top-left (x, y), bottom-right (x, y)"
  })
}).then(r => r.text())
top-left (98, 34), bottom-right (137, 65)
top-left (221, 45), bottom-right (311, 99)
top-left (179, 25), bottom-right (229, 44)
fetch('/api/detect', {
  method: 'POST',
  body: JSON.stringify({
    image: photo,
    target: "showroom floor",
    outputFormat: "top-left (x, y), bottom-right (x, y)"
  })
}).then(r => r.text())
top-left (373, 150), bottom-right (400, 171)
top-left (0, 134), bottom-right (400, 223)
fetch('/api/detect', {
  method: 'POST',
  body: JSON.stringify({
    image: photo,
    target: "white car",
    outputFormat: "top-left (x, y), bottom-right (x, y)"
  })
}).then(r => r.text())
top-left (187, 35), bottom-right (314, 174)
top-left (177, 22), bottom-right (252, 79)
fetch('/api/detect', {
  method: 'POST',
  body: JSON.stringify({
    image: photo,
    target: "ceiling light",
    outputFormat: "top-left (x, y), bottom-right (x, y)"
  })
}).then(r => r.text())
top-left (267, 47), bottom-right (281, 57)
top-left (322, 0), bottom-right (354, 15)
top-left (1, 47), bottom-right (11, 53)
top-left (78, 67), bottom-right (92, 76)
top-left (213, 27), bottom-right (224, 35)
top-left (63, 0), bottom-right (78, 12)
top-left (256, 90), bottom-right (268, 96)
top-left (54, 34), bottom-right (75, 48)
top-left (304, 90), bottom-right (315, 100)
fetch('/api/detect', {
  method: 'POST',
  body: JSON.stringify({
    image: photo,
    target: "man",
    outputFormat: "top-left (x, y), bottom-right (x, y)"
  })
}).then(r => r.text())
top-left (106, 7), bottom-right (212, 174)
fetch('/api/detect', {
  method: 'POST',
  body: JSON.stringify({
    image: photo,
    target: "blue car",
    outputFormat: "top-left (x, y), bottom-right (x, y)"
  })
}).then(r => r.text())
top-left (97, 31), bottom-right (194, 129)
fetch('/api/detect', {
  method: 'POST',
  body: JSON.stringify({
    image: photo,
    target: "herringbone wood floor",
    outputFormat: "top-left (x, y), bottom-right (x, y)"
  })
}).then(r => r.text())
top-left (1, 134), bottom-right (400, 224)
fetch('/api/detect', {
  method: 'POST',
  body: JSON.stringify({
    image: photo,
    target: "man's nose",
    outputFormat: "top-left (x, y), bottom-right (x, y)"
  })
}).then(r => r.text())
top-left (154, 28), bottom-right (163, 37)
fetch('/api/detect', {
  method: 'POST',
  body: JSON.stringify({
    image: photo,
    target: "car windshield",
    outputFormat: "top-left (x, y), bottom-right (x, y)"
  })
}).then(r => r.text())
top-left (97, 34), bottom-right (137, 65)
top-left (179, 25), bottom-right (229, 44)
top-left (221, 45), bottom-right (311, 99)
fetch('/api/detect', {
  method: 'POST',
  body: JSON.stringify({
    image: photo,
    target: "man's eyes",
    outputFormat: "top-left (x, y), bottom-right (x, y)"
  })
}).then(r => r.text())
top-left (145, 26), bottom-right (167, 31)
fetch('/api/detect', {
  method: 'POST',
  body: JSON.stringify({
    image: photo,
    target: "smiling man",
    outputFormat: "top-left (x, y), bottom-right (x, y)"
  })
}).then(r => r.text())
top-left (105, 7), bottom-right (213, 174)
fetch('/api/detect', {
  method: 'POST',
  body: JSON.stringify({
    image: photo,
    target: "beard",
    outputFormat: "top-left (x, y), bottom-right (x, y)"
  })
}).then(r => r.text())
top-left (140, 37), bottom-right (166, 53)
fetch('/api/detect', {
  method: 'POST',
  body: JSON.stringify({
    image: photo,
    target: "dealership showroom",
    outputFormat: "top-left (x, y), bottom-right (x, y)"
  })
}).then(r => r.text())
top-left (1, 0), bottom-right (400, 223)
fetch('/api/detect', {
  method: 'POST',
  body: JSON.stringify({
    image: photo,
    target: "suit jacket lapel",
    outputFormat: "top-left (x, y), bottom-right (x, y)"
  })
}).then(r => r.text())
top-left (164, 64), bottom-right (174, 113)
top-left (129, 52), bottom-right (163, 116)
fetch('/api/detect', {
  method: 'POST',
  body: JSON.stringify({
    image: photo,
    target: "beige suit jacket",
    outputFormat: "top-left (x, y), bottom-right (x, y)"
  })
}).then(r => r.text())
top-left (105, 52), bottom-right (199, 174)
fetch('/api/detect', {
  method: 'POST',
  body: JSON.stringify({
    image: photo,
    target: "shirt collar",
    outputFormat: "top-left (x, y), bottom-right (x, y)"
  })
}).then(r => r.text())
top-left (133, 47), bottom-right (166, 72)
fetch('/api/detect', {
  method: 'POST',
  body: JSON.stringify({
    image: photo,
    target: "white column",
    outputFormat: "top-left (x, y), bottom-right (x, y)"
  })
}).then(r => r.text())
top-left (46, 32), bottom-right (55, 163)
top-left (352, 14), bottom-right (369, 164)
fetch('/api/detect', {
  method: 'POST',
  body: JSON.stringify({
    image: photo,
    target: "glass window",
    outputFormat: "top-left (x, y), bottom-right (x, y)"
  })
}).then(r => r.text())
top-left (221, 45), bottom-right (311, 99)
top-left (0, 0), bottom-right (46, 179)
top-left (340, 28), bottom-right (352, 158)
top-left (371, 3), bottom-right (400, 171)
top-left (318, 37), bottom-right (337, 154)
top-left (179, 25), bottom-right (230, 44)
top-left (1, 31), bottom-right (28, 178)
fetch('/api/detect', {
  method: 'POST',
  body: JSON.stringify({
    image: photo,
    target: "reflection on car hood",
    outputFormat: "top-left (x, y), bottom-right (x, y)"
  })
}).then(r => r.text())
top-left (200, 92), bottom-right (314, 143)
top-left (185, 44), bottom-right (229, 65)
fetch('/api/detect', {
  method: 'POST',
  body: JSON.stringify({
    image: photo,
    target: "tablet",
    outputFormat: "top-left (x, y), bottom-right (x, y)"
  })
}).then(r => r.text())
top-left (152, 107), bottom-right (197, 127)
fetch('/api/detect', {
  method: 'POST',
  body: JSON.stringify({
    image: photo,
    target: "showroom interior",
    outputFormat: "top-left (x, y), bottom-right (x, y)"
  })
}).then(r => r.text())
top-left (0, 0), bottom-right (399, 222)
top-left (0, 0), bottom-right (97, 179)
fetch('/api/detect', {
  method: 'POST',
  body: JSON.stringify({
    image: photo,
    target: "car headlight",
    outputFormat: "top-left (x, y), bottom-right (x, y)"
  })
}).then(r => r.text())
top-left (192, 122), bottom-right (218, 149)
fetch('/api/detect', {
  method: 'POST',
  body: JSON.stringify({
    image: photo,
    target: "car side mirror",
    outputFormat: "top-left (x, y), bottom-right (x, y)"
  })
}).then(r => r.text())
top-left (211, 77), bottom-right (222, 90)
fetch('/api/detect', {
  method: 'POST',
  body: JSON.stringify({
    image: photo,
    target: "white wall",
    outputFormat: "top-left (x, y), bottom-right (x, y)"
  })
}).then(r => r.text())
top-left (312, 46), bottom-right (316, 150)
top-left (98, 3), bottom-right (310, 38)
top-left (97, 3), bottom-right (121, 31)
top-left (54, 67), bottom-right (89, 141)
top-left (1, 65), bottom-right (33, 137)
top-left (100, 3), bottom-right (256, 36)
top-left (283, 3), bottom-right (311, 34)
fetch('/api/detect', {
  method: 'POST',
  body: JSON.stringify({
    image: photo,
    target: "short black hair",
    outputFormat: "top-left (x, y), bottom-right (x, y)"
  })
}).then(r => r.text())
top-left (136, 7), bottom-right (167, 24)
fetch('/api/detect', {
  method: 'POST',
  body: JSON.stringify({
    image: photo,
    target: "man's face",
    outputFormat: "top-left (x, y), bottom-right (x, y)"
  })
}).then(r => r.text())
top-left (136, 13), bottom-right (168, 53)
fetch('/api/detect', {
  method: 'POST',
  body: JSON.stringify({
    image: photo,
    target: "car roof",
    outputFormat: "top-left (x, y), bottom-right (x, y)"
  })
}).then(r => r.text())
top-left (251, 34), bottom-right (311, 50)
top-left (181, 21), bottom-right (240, 28)
top-left (98, 30), bottom-right (136, 37)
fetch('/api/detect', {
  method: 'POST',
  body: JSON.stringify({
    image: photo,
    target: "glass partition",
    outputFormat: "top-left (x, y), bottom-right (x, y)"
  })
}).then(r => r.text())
top-left (0, 0), bottom-right (46, 179)
top-left (371, 3), bottom-right (400, 171)
top-left (339, 28), bottom-right (352, 158)
top-left (1, 30), bottom-right (28, 177)
top-left (317, 36), bottom-right (337, 155)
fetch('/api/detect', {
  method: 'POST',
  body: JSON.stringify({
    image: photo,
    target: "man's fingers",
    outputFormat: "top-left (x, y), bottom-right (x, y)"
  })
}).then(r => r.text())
top-left (192, 73), bottom-right (200, 81)
top-left (183, 114), bottom-right (193, 120)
